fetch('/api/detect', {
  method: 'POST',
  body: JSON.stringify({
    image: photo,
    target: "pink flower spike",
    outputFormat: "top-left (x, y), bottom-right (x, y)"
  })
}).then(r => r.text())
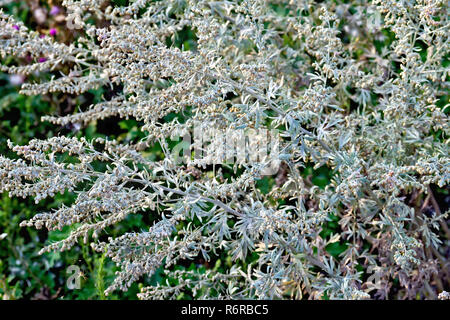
top-left (50, 6), bottom-right (61, 16)
top-left (49, 28), bottom-right (57, 36)
top-left (38, 57), bottom-right (47, 63)
top-left (12, 25), bottom-right (20, 30)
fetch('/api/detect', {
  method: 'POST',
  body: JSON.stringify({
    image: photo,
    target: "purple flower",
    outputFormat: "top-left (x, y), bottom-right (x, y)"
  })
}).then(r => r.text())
top-left (50, 6), bottom-right (61, 16)
top-left (38, 57), bottom-right (47, 63)
top-left (39, 34), bottom-right (46, 38)
top-left (49, 28), bottom-right (57, 36)
top-left (12, 25), bottom-right (20, 31)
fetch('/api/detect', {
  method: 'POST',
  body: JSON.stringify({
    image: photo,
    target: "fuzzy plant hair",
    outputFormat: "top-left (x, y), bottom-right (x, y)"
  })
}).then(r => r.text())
top-left (0, 0), bottom-right (449, 299)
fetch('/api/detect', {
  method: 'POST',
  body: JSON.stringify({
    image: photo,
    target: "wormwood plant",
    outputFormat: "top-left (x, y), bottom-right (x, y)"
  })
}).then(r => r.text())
top-left (0, 0), bottom-right (449, 299)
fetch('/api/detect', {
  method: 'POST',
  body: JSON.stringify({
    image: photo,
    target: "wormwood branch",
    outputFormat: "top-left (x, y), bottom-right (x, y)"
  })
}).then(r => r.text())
top-left (127, 178), bottom-right (243, 217)
top-left (222, 77), bottom-right (334, 154)
top-left (16, 163), bottom-right (242, 217)
top-left (426, 186), bottom-right (450, 240)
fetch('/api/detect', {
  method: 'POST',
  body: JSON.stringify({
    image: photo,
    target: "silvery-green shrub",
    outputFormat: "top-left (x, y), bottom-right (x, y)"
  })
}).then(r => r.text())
top-left (0, 0), bottom-right (448, 299)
